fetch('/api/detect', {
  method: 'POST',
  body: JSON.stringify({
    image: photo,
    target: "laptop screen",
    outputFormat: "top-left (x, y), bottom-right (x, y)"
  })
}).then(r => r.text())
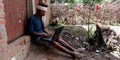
top-left (52, 26), bottom-right (64, 40)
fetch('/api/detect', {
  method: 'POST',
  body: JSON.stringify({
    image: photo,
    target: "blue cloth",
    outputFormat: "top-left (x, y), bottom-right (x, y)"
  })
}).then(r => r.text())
top-left (27, 15), bottom-right (45, 40)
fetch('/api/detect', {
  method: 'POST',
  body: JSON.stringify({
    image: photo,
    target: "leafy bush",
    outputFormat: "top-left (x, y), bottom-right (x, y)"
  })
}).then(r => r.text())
top-left (85, 25), bottom-right (95, 40)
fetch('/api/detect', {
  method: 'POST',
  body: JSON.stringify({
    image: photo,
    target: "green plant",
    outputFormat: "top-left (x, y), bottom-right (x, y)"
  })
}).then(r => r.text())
top-left (112, 23), bottom-right (120, 26)
top-left (82, 0), bottom-right (103, 5)
top-left (111, 0), bottom-right (116, 3)
top-left (48, 19), bottom-right (64, 28)
top-left (57, 20), bottom-right (65, 27)
top-left (85, 25), bottom-right (95, 39)
top-left (73, 31), bottom-right (80, 37)
top-left (50, 0), bottom-right (80, 4)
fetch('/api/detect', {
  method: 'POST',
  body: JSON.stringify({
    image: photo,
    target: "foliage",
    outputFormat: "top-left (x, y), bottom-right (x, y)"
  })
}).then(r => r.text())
top-left (50, 0), bottom-right (55, 4)
top-left (85, 25), bottom-right (95, 39)
top-left (81, 0), bottom-right (103, 5)
top-left (51, 4), bottom-right (79, 25)
top-left (49, 20), bottom-right (64, 28)
top-left (111, 0), bottom-right (116, 3)
top-left (57, 20), bottom-right (65, 27)
top-left (50, 0), bottom-right (79, 4)
top-left (110, 22), bottom-right (120, 26)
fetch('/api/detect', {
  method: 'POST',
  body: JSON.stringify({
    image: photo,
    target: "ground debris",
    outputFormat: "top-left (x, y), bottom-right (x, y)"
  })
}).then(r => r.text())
top-left (25, 25), bottom-right (120, 60)
top-left (61, 25), bottom-right (120, 60)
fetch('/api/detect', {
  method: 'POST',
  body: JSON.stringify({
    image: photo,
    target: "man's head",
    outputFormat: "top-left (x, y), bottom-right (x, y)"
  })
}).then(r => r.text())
top-left (36, 3), bottom-right (48, 17)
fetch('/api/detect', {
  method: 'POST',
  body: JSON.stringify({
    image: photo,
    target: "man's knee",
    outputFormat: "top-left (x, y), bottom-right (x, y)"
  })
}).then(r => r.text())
top-left (51, 40), bottom-right (56, 44)
top-left (58, 39), bottom-right (65, 42)
top-left (51, 40), bottom-right (60, 45)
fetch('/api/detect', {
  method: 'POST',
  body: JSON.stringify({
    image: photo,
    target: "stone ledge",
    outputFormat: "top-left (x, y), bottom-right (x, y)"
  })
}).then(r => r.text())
top-left (8, 35), bottom-right (31, 60)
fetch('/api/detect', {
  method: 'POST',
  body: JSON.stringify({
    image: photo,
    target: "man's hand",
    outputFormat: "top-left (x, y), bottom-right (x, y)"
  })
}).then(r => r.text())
top-left (42, 33), bottom-right (52, 37)
top-left (33, 32), bottom-right (52, 37)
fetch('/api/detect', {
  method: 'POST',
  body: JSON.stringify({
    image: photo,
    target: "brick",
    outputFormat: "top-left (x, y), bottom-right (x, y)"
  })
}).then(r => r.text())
top-left (0, 46), bottom-right (8, 60)
top-left (0, 0), bottom-right (3, 2)
top-left (0, 17), bottom-right (4, 20)
top-left (0, 25), bottom-right (7, 39)
top-left (0, 31), bottom-right (2, 39)
top-left (0, 38), bottom-right (7, 45)
top-left (1, 45), bottom-right (8, 52)
top-left (0, 39), bottom-right (8, 50)
top-left (0, 12), bottom-right (5, 18)
top-left (0, 47), bottom-right (1, 54)
top-left (0, 19), bottom-right (6, 25)
top-left (0, 3), bottom-right (4, 11)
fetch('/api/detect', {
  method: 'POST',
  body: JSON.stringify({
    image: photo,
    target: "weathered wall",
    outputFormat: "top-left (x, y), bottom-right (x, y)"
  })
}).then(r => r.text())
top-left (44, 0), bottom-right (51, 27)
top-left (0, 0), bottom-right (7, 40)
top-left (0, 0), bottom-right (8, 59)
top-left (27, 0), bottom-right (33, 18)
top-left (0, 0), bottom-right (31, 60)
top-left (0, 0), bottom-right (51, 60)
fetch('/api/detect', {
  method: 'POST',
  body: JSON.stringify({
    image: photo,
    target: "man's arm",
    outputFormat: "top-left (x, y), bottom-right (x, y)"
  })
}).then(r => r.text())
top-left (33, 32), bottom-right (51, 37)
top-left (44, 30), bottom-right (48, 34)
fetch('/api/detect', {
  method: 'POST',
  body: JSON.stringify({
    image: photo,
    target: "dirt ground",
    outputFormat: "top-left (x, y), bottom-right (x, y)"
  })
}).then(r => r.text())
top-left (24, 26), bottom-right (120, 60)
top-left (24, 43), bottom-right (120, 60)
top-left (24, 43), bottom-right (73, 60)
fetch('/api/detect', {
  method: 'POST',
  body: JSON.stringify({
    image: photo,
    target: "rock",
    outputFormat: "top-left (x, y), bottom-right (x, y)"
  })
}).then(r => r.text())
top-left (105, 54), bottom-right (110, 59)
top-left (94, 23), bottom-right (117, 48)
top-left (60, 25), bottom-right (87, 48)
top-left (81, 57), bottom-right (96, 60)
top-left (77, 48), bottom-right (86, 53)
top-left (110, 51), bottom-right (120, 58)
top-left (73, 51), bottom-right (85, 59)
top-left (95, 50), bottom-right (100, 53)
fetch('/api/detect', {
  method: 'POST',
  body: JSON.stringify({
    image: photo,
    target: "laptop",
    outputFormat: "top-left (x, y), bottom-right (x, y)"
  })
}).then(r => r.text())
top-left (40, 26), bottom-right (64, 41)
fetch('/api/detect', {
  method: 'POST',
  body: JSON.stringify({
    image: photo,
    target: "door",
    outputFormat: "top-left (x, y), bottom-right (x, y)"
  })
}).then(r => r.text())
top-left (4, 0), bottom-right (27, 43)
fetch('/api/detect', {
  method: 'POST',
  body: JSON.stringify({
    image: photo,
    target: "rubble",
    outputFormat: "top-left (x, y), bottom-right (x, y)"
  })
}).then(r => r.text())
top-left (25, 24), bottom-right (120, 60)
top-left (95, 0), bottom-right (120, 24)
top-left (96, 23), bottom-right (120, 51)
top-left (25, 1), bottom-right (120, 60)
top-left (51, 2), bottom-right (120, 25)
top-left (60, 25), bottom-right (87, 48)
top-left (50, 3), bottom-right (92, 25)
top-left (60, 24), bottom-right (120, 60)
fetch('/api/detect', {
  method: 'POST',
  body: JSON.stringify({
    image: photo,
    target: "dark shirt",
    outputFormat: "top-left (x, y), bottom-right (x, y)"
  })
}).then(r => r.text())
top-left (27, 15), bottom-right (45, 40)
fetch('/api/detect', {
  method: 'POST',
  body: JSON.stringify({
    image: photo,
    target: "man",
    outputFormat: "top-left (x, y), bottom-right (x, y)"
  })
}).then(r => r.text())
top-left (27, 3), bottom-right (83, 59)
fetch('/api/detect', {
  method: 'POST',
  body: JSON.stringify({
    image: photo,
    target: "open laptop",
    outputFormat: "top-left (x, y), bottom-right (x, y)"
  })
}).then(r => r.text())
top-left (40, 26), bottom-right (64, 41)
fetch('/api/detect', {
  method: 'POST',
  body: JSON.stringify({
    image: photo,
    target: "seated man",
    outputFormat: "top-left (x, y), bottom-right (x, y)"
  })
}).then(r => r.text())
top-left (27, 3), bottom-right (83, 59)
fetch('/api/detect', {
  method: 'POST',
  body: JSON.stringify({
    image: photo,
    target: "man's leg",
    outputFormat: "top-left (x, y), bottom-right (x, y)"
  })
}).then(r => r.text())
top-left (51, 41), bottom-right (84, 59)
top-left (51, 41), bottom-right (74, 56)
top-left (57, 38), bottom-right (76, 51)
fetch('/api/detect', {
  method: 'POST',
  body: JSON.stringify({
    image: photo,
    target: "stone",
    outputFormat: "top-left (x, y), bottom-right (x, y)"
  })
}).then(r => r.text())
top-left (60, 25), bottom-right (87, 48)
top-left (77, 48), bottom-right (86, 53)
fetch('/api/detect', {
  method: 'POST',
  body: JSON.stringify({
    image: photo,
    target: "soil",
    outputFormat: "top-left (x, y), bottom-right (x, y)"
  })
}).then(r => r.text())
top-left (24, 43), bottom-right (73, 60)
top-left (24, 43), bottom-right (120, 60)
top-left (24, 26), bottom-right (120, 60)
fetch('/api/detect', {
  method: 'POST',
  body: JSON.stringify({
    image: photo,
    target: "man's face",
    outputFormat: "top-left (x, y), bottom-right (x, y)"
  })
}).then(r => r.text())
top-left (37, 10), bottom-right (46, 16)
